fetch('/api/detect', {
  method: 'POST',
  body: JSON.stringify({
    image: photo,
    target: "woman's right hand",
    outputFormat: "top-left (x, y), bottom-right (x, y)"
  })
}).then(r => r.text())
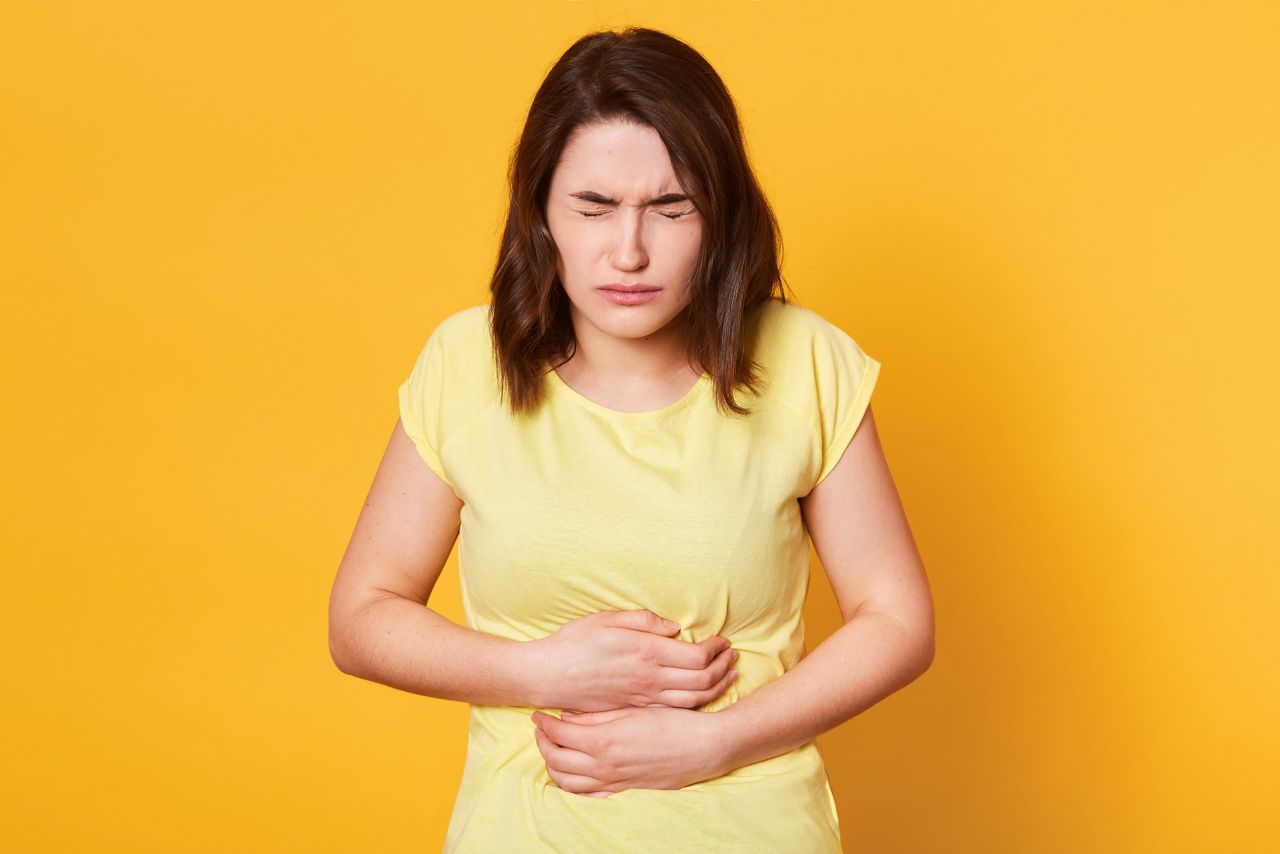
top-left (527, 609), bottom-right (739, 713)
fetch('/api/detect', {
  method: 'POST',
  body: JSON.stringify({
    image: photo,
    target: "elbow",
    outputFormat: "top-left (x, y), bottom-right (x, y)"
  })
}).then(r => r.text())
top-left (328, 610), bottom-right (357, 675)
top-left (328, 592), bottom-right (369, 675)
top-left (902, 590), bottom-right (936, 676)
top-left (327, 593), bottom-right (393, 677)
top-left (860, 600), bottom-right (935, 676)
top-left (329, 633), bottom-right (348, 674)
top-left (917, 631), bottom-right (935, 675)
top-left (878, 609), bottom-right (935, 677)
top-left (913, 609), bottom-right (936, 676)
top-left (329, 629), bottom-right (350, 674)
top-left (330, 632), bottom-right (368, 678)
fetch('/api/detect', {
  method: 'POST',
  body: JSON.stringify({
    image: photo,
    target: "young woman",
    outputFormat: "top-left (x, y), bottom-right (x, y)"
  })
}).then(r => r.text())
top-left (329, 27), bottom-right (934, 853)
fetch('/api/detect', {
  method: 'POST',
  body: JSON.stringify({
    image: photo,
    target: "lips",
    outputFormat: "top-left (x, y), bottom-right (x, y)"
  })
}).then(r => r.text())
top-left (597, 287), bottom-right (662, 306)
top-left (597, 284), bottom-right (662, 292)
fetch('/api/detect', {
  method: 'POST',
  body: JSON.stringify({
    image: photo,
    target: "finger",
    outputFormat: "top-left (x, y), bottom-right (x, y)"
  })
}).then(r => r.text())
top-left (532, 712), bottom-right (601, 752)
top-left (600, 609), bottom-right (681, 636)
top-left (533, 726), bottom-right (603, 778)
top-left (559, 708), bottom-right (631, 725)
top-left (544, 762), bottom-right (614, 795)
top-left (654, 634), bottom-right (732, 669)
top-left (654, 645), bottom-right (738, 691)
top-left (656, 662), bottom-right (739, 709)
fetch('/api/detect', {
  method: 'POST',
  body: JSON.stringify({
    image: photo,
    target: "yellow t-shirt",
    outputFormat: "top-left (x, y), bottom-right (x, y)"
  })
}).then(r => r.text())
top-left (398, 297), bottom-right (880, 853)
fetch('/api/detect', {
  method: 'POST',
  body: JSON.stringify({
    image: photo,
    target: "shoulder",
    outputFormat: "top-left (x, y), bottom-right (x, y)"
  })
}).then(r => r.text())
top-left (751, 298), bottom-right (871, 379)
top-left (402, 301), bottom-right (499, 412)
top-left (427, 302), bottom-right (490, 349)
top-left (413, 303), bottom-right (493, 368)
top-left (750, 297), bottom-right (880, 423)
top-left (754, 297), bottom-right (838, 335)
top-left (444, 301), bottom-right (491, 330)
top-left (749, 298), bottom-right (882, 491)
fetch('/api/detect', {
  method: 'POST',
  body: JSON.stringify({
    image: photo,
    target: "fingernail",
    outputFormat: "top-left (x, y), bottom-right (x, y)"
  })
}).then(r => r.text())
top-left (731, 650), bottom-right (739, 661)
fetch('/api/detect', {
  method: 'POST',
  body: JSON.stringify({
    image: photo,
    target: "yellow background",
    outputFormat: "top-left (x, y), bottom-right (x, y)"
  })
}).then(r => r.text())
top-left (3, 2), bottom-right (1276, 851)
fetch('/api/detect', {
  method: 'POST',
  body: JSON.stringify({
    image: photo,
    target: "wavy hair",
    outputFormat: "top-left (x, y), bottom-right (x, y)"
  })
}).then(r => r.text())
top-left (488, 26), bottom-right (793, 417)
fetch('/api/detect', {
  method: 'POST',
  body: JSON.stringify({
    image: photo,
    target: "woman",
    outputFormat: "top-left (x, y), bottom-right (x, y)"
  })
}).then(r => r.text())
top-left (329, 26), bottom-right (935, 853)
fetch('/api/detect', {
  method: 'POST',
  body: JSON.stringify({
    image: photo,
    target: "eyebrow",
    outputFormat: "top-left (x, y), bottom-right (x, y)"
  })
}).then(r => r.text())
top-left (568, 190), bottom-right (691, 206)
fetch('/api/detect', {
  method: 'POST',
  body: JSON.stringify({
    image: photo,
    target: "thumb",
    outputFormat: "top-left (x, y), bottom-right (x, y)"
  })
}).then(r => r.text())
top-left (605, 609), bottom-right (681, 635)
top-left (560, 708), bottom-right (630, 725)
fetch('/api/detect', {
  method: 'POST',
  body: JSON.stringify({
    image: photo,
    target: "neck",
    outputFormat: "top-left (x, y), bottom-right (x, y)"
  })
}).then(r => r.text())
top-left (560, 304), bottom-right (697, 384)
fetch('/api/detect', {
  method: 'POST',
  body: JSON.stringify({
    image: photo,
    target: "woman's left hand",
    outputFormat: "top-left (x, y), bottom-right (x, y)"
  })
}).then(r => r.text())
top-left (530, 706), bottom-right (733, 797)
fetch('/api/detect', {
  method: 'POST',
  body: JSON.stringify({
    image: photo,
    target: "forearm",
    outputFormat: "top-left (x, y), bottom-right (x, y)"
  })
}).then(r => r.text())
top-left (331, 595), bottom-right (538, 707)
top-left (716, 611), bottom-right (933, 769)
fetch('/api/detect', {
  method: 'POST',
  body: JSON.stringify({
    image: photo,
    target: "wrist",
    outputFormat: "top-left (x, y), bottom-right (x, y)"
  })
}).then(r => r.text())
top-left (512, 637), bottom-right (551, 709)
top-left (709, 704), bottom-right (749, 772)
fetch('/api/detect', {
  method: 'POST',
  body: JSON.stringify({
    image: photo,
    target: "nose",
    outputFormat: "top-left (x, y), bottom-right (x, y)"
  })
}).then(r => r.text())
top-left (609, 210), bottom-right (648, 271)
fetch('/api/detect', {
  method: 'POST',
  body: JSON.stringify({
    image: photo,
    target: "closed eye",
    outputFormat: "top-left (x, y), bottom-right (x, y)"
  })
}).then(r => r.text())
top-left (577, 210), bottom-right (694, 220)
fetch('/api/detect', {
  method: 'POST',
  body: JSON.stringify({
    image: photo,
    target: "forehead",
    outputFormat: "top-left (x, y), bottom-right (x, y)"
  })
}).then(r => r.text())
top-left (551, 120), bottom-right (682, 190)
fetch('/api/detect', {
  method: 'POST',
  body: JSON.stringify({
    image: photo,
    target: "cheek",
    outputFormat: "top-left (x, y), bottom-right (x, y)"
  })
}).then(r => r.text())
top-left (544, 221), bottom-right (572, 268)
top-left (675, 229), bottom-right (703, 269)
top-left (547, 220), bottom-right (584, 256)
top-left (555, 243), bottom-right (586, 277)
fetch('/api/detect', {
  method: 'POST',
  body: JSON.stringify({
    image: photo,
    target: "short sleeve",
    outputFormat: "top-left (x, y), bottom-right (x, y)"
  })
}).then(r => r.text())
top-left (810, 321), bottom-right (881, 490)
top-left (397, 325), bottom-right (455, 489)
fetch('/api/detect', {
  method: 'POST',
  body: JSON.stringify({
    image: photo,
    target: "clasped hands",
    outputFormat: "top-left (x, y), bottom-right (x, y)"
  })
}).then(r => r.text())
top-left (526, 609), bottom-right (741, 798)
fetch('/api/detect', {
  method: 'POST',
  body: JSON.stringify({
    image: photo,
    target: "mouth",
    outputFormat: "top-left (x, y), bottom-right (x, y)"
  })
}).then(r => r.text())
top-left (596, 286), bottom-right (662, 306)
top-left (597, 284), bottom-right (663, 293)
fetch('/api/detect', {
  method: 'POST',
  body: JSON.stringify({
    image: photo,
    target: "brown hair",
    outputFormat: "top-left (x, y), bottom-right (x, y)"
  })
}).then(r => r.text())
top-left (488, 26), bottom-right (793, 417)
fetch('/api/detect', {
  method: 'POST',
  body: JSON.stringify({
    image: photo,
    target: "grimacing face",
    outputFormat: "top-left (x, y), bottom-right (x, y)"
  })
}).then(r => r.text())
top-left (544, 119), bottom-right (704, 348)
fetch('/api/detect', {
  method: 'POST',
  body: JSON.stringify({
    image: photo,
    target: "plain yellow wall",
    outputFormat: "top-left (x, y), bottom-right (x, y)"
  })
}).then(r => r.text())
top-left (3, 2), bottom-right (1276, 852)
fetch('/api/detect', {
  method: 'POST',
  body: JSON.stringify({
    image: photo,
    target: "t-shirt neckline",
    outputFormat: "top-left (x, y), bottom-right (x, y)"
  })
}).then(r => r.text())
top-left (545, 367), bottom-right (711, 419)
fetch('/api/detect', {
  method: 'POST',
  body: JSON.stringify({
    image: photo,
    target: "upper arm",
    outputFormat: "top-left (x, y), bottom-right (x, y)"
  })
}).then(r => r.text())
top-left (328, 417), bottom-right (463, 646)
top-left (798, 405), bottom-right (935, 655)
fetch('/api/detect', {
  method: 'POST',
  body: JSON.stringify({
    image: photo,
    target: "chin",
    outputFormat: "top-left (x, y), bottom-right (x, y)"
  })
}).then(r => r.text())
top-left (589, 311), bottom-right (676, 339)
